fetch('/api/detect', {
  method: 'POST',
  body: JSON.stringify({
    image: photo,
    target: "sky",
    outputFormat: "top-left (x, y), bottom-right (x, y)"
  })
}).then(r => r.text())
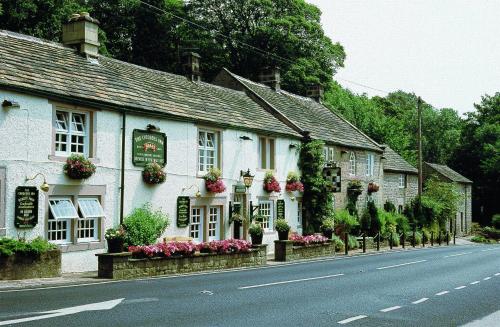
top-left (307, 0), bottom-right (500, 115)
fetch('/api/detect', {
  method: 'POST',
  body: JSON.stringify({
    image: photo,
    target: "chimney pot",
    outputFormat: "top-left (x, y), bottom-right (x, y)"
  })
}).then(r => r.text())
top-left (258, 67), bottom-right (281, 91)
top-left (62, 13), bottom-right (100, 57)
top-left (306, 84), bottom-right (324, 103)
top-left (182, 52), bottom-right (201, 82)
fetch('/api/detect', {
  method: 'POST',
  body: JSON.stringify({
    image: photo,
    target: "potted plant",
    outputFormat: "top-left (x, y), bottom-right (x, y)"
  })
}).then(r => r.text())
top-left (248, 223), bottom-right (264, 245)
top-left (285, 172), bottom-right (304, 199)
top-left (63, 154), bottom-right (96, 179)
top-left (229, 213), bottom-right (246, 225)
top-left (275, 219), bottom-right (290, 241)
top-left (320, 217), bottom-right (335, 239)
top-left (105, 226), bottom-right (126, 253)
top-left (204, 168), bottom-right (226, 193)
top-left (367, 182), bottom-right (379, 193)
top-left (142, 162), bottom-right (166, 184)
top-left (347, 179), bottom-right (363, 197)
top-left (263, 171), bottom-right (281, 193)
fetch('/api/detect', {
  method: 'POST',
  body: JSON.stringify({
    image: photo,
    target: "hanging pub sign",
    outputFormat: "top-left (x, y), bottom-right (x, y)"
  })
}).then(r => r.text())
top-left (132, 129), bottom-right (167, 167)
top-left (323, 166), bottom-right (342, 193)
top-left (276, 199), bottom-right (285, 220)
top-left (176, 196), bottom-right (190, 228)
top-left (14, 186), bottom-right (39, 228)
top-left (234, 182), bottom-right (246, 194)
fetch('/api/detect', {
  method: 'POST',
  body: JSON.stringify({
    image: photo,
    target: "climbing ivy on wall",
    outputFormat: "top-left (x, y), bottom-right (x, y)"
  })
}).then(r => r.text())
top-left (298, 137), bottom-right (332, 234)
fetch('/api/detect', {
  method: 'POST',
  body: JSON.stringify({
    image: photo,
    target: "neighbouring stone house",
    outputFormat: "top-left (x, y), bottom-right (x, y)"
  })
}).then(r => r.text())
top-left (214, 68), bottom-right (386, 226)
top-left (423, 163), bottom-right (472, 235)
top-left (0, 14), bottom-right (303, 272)
top-left (381, 145), bottom-right (418, 213)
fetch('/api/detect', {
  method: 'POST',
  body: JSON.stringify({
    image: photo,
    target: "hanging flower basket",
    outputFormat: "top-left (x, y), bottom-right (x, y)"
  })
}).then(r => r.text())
top-left (142, 162), bottom-right (166, 185)
top-left (285, 172), bottom-right (304, 192)
top-left (347, 179), bottom-right (363, 197)
top-left (367, 182), bottom-right (380, 193)
top-left (263, 171), bottom-right (281, 193)
top-left (63, 154), bottom-right (96, 179)
top-left (204, 168), bottom-right (226, 193)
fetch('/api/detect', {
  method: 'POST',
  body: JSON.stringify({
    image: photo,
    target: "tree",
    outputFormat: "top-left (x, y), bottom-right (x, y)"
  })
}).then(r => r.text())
top-left (424, 178), bottom-right (462, 230)
top-left (450, 92), bottom-right (500, 225)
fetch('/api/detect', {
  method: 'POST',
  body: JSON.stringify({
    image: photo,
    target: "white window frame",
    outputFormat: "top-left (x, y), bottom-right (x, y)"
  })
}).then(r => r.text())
top-left (48, 198), bottom-right (77, 244)
top-left (366, 153), bottom-right (374, 176)
top-left (54, 109), bottom-right (90, 157)
top-left (198, 130), bottom-right (218, 173)
top-left (77, 198), bottom-right (104, 242)
top-left (323, 146), bottom-right (335, 163)
top-left (190, 207), bottom-right (204, 242)
top-left (399, 174), bottom-right (406, 188)
top-left (208, 206), bottom-right (220, 241)
top-left (259, 137), bottom-right (275, 170)
top-left (349, 152), bottom-right (356, 176)
top-left (259, 200), bottom-right (274, 231)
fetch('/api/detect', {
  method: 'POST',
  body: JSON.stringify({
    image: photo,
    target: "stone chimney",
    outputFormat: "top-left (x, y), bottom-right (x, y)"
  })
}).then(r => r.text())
top-left (258, 67), bottom-right (281, 91)
top-left (182, 52), bottom-right (201, 82)
top-left (62, 12), bottom-right (100, 57)
top-left (306, 84), bottom-right (324, 103)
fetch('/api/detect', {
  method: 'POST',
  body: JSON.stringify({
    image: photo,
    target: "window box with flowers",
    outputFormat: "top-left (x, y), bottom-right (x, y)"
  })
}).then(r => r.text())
top-left (204, 168), bottom-right (226, 193)
top-left (263, 171), bottom-right (281, 193)
top-left (63, 154), bottom-right (96, 179)
top-left (285, 172), bottom-right (304, 194)
top-left (142, 162), bottom-right (166, 185)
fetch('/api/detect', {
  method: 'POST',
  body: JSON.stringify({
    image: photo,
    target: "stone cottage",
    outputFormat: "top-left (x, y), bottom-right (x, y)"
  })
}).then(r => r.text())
top-left (381, 145), bottom-right (418, 213)
top-left (423, 163), bottom-right (472, 235)
top-left (0, 14), bottom-right (302, 272)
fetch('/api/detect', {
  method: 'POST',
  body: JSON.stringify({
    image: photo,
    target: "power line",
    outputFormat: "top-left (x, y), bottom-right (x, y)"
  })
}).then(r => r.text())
top-left (336, 77), bottom-right (391, 94)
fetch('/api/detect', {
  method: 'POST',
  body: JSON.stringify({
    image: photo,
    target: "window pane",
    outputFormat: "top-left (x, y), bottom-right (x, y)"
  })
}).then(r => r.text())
top-left (198, 132), bottom-right (205, 147)
top-left (78, 199), bottom-right (104, 218)
top-left (259, 201), bottom-right (273, 230)
top-left (71, 113), bottom-right (86, 134)
top-left (55, 112), bottom-right (68, 131)
top-left (208, 207), bottom-right (219, 240)
top-left (190, 208), bottom-right (203, 242)
top-left (329, 148), bottom-right (334, 162)
top-left (269, 139), bottom-right (275, 169)
top-left (47, 219), bottom-right (70, 243)
top-left (77, 218), bottom-right (98, 241)
top-left (198, 149), bottom-right (205, 172)
top-left (206, 133), bottom-right (215, 148)
top-left (259, 137), bottom-right (266, 169)
top-left (49, 199), bottom-right (78, 219)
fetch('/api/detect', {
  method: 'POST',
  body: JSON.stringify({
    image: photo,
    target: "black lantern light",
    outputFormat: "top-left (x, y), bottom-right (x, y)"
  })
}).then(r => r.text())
top-left (241, 169), bottom-right (255, 188)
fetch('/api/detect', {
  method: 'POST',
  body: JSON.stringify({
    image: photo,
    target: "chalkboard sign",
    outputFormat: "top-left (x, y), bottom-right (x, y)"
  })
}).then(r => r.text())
top-left (276, 199), bottom-right (285, 220)
top-left (132, 129), bottom-right (167, 167)
top-left (14, 186), bottom-right (39, 228)
top-left (176, 196), bottom-right (190, 228)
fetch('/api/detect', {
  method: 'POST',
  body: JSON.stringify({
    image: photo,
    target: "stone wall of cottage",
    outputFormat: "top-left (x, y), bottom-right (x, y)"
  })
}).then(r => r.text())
top-left (382, 172), bottom-right (418, 211)
top-left (0, 89), bottom-right (300, 272)
top-left (454, 183), bottom-right (472, 235)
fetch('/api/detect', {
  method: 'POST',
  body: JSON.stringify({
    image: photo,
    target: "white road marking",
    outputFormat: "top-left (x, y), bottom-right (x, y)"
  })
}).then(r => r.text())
top-left (337, 315), bottom-right (368, 324)
top-left (380, 306), bottom-right (401, 312)
top-left (376, 260), bottom-right (427, 270)
top-left (412, 298), bottom-right (429, 304)
top-left (495, 273), bottom-right (500, 276)
top-left (481, 248), bottom-right (499, 252)
top-left (444, 252), bottom-right (472, 258)
top-left (238, 273), bottom-right (344, 289)
top-left (435, 291), bottom-right (449, 296)
top-left (455, 286), bottom-right (467, 290)
top-left (0, 298), bottom-right (124, 326)
top-left (483, 277), bottom-right (491, 280)
top-left (470, 281), bottom-right (480, 285)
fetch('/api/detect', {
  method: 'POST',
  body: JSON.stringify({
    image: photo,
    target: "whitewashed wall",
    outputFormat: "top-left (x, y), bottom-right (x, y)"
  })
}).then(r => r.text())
top-left (0, 89), bottom-right (300, 271)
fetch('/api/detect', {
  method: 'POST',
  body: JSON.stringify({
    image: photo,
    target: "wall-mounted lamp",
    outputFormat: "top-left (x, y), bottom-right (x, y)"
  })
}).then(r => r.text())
top-left (147, 124), bottom-right (159, 131)
top-left (182, 184), bottom-right (201, 198)
top-left (289, 143), bottom-right (298, 149)
top-left (240, 169), bottom-right (255, 188)
top-left (2, 99), bottom-right (20, 110)
top-left (239, 135), bottom-right (252, 141)
top-left (340, 150), bottom-right (348, 154)
top-left (25, 173), bottom-right (49, 193)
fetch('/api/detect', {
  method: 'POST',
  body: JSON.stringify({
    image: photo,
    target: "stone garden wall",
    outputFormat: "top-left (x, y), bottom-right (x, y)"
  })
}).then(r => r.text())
top-left (96, 245), bottom-right (267, 279)
top-left (274, 241), bottom-right (336, 262)
top-left (0, 250), bottom-right (61, 280)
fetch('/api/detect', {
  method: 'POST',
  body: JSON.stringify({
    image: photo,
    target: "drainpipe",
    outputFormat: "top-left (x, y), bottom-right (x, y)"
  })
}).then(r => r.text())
top-left (120, 112), bottom-right (126, 224)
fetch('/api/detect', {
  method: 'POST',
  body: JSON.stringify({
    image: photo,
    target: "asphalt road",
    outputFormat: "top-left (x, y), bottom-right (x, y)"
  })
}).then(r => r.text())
top-left (0, 244), bottom-right (499, 327)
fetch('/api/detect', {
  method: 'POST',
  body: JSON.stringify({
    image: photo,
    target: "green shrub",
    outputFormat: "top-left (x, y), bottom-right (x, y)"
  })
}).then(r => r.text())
top-left (320, 217), bottom-right (334, 231)
top-left (275, 219), bottom-right (290, 233)
top-left (384, 232), bottom-right (400, 247)
top-left (123, 203), bottom-right (169, 246)
top-left (408, 231), bottom-right (423, 245)
top-left (331, 235), bottom-right (344, 252)
top-left (347, 235), bottom-right (359, 250)
top-left (360, 208), bottom-right (371, 233)
top-left (481, 227), bottom-right (500, 240)
top-left (396, 213), bottom-right (411, 234)
top-left (334, 209), bottom-right (359, 235)
top-left (0, 237), bottom-right (56, 257)
top-left (421, 228), bottom-right (431, 243)
top-left (249, 223), bottom-right (263, 236)
top-left (384, 200), bottom-right (396, 213)
top-left (470, 235), bottom-right (495, 243)
top-left (492, 214), bottom-right (500, 229)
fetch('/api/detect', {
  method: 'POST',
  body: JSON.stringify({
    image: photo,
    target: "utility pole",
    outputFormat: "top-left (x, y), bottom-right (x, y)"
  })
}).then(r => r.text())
top-left (417, 96), bottom-right (423, 197)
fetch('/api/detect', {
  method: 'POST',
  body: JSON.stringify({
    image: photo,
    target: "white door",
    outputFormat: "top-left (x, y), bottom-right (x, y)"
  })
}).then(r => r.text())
top-left (190, 207), bottom-right (204, 243)
top-left (259, 200), bottom-right (274, 231)
top-left (208, 206), bottom-right (220, 241)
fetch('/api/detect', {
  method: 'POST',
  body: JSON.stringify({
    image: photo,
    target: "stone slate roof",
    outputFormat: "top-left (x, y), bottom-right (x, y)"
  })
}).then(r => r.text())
top-left (221, 69), bottom-right (382, 152)
top-left (382, 145), bottom-right (418, 174)
top-left (0, 30), bottom-right (300, 138)
top-left (425, 162), bottom-right (473, 184)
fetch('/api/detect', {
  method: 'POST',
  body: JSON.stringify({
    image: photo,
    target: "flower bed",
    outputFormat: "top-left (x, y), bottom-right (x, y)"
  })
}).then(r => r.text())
top-left (274, 234), bottom-right (334, 262)
top-left (97, 241), bottom-right (266, 279)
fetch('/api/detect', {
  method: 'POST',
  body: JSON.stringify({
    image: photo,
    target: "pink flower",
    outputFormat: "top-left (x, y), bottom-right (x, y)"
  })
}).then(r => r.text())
top-left (206, 179), bottom-right (226, 193)
top-left (286, 181), bottom-right (304, 192)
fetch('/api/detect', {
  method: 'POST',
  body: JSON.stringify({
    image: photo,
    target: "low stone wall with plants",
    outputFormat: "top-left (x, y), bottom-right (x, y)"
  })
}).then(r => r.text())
top-left (0, 238), bottom-right (61, 280)
top-left (274, 234), bottom-right (335, 262)
top-left (97, 243), bottom-right (268, 279)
